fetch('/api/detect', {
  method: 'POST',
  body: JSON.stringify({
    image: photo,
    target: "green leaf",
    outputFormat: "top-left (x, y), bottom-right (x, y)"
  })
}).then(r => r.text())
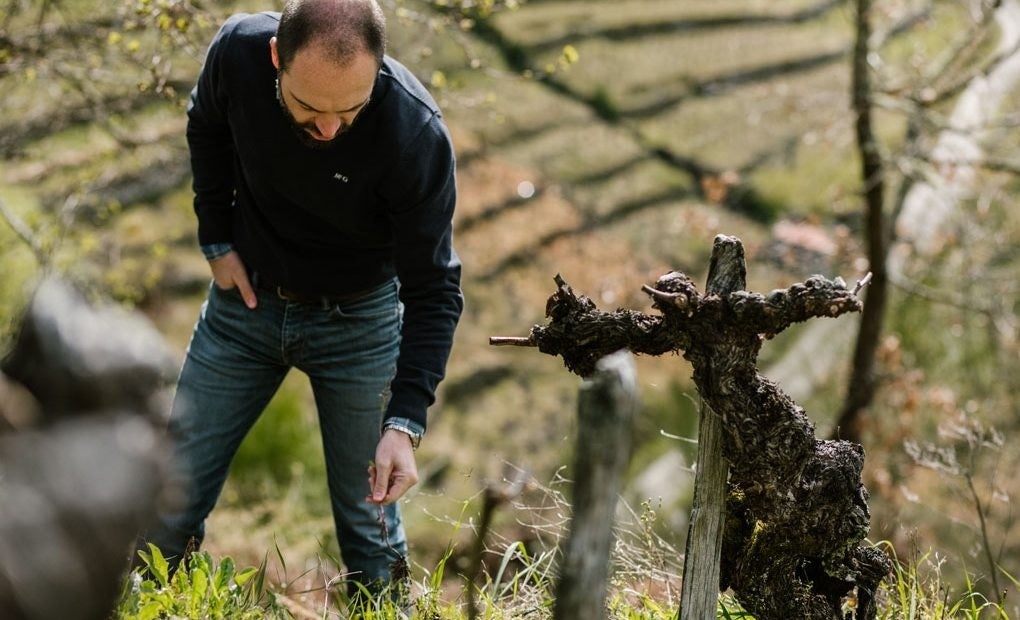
top-left (191, 550), bottom-right (212, 575)
top-left (255, 552), bottom-right (268, 600)
top-left (214, 555), bottom-right (236, 591)
top-left (146, 543), bottom-right (170, 588)
top-left (234, 566), bottom-right (258, 587)
top-left (273, 537), bottom-right (287, 574)
top-left (138, 601), bottom-right (163, 620)
top-left (190, 566), bottom-right (208, 610)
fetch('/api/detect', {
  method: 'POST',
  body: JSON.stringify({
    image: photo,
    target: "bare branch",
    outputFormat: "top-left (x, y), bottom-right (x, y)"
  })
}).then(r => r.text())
top-left (466, 465), bottom-right (531, 620)
top-left (0, 197), bottom-right (47, 265)
top-left (888, 269), bottom-right (1001, 318)
top-left (641, 284), bottom-right (696, 314)
top-left (489, 336), bottom-right (535, 346)
top-left (853, 271), bottom-right (873, 296)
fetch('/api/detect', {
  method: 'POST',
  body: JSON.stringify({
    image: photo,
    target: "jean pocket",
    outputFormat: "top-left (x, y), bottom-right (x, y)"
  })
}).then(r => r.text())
top-left (330, 282), bottom-right (400, 320)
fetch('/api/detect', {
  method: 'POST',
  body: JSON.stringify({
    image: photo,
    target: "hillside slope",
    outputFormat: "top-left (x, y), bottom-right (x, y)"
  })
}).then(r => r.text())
top-left (1, 0), bottom-right (1017, 606)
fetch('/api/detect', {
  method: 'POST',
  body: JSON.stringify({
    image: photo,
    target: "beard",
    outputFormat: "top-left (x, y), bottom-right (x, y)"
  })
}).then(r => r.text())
top-left (275, 75), bottom-right (347, 150)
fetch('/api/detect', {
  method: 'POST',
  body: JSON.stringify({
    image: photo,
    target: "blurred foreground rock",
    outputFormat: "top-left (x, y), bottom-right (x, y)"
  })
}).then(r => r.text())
top-left (0, 278), bottom-right (178, 620)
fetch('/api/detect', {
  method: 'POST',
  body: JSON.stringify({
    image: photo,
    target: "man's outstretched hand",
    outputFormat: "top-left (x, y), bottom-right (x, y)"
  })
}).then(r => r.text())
top-left (367, 429), bottom-right (419, 505)
top-left (209, 250), bottom-right (257, 309)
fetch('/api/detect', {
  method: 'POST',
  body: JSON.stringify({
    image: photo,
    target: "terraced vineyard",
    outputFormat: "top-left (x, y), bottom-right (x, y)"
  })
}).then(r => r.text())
top-left (2, 0), bottom-right (1017, 613)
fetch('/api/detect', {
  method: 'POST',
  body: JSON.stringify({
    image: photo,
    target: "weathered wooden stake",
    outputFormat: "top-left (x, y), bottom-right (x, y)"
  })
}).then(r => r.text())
top-left (554, 351), bottom-right (639, 620)
top-left (679, 399), bottom-right (727, 620)
top-left (679, 234), bottom-right (746, 619)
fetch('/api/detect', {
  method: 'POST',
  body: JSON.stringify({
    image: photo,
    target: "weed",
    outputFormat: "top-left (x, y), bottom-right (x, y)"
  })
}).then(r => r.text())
top-left (116, 543), bottom-right (289, 619)
top-left (874, 541), bottom-right (1015, 620)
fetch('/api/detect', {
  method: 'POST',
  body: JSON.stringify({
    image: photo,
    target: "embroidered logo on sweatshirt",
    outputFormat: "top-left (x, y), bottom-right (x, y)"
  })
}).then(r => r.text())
top-left (333, 172), bottom-right (349, 183)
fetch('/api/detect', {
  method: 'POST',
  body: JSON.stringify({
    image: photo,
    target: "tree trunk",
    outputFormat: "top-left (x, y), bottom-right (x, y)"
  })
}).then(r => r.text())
top-left (835, 0), bottom-right (888, 443)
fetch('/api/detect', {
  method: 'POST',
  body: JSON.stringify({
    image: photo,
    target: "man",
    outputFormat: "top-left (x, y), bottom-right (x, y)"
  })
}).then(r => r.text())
top-left (138, 0), bottom-right (462, 597)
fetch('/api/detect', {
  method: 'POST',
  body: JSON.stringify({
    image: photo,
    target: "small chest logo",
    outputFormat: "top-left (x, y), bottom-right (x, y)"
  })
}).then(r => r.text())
top-left (333, 172), bottom-right (349, 183)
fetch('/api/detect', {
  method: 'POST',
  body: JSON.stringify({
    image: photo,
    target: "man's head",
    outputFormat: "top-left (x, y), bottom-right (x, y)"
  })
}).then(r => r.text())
top-left (274, 0), bottom-right (386, 70)
top-left (270, 0), bottom-right (387, 146)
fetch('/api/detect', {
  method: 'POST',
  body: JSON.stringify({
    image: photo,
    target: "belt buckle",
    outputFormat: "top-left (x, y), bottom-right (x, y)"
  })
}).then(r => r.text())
top-left (275, 286), bottom-right (292, 301)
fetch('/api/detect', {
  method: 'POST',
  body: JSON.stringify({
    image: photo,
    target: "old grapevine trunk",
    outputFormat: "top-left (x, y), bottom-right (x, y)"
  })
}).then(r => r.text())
top-left (498, 236), bottom-right (891, 620)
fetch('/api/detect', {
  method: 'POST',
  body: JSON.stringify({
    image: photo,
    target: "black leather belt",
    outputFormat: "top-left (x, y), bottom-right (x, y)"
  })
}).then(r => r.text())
top-left (251, 272), bottom-right (377, 306)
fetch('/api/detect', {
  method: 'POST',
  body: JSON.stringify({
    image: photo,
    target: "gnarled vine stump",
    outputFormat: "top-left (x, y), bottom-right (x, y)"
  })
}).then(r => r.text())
top-left (492, 235), bottom-right (891, 620)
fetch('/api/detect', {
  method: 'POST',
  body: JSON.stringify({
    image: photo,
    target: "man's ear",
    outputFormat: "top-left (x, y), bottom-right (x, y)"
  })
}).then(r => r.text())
top-left (270, 36), bottom-right (280, 70)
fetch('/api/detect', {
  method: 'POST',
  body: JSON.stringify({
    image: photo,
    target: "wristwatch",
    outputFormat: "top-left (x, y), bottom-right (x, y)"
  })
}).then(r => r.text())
top-left (383, 422), bottom-right (422, 450)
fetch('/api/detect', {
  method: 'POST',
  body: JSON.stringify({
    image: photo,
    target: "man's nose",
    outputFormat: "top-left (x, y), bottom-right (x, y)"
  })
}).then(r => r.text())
top-left (314, 115), bottom-right (343, 139)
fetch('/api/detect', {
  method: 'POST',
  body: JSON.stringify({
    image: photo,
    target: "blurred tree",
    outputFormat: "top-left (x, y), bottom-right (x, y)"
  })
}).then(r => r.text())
top-left (841, 0), bottom-right (888, 444)
top-left (0, 0), bottom-right (216, 310)
top-left (836, 0), bottom-right (1019, 442)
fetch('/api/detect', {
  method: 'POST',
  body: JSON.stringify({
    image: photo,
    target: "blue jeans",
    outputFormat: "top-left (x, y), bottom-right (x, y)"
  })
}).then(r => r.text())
top-left (143, 278), bottom-right (407, 589)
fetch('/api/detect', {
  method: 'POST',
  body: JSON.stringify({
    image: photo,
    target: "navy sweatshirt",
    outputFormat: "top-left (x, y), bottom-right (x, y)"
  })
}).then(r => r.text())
top-left (187, 12), bottom-right (463, 430)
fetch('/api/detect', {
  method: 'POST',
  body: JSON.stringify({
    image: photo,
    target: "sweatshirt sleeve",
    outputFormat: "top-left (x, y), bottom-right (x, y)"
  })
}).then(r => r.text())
top-left (380, 114), bottom-right (464, 432)
top-left (187, 16), bottom-right (243, 246)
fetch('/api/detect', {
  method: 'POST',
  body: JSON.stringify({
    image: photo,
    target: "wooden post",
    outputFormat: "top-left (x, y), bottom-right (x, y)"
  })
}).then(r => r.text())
top-left (554, 350), bottom-right (639, 620)
top-left (679, 400), bottom-right (728, 620)
top-left (679, 235), bottom-right (744, 619)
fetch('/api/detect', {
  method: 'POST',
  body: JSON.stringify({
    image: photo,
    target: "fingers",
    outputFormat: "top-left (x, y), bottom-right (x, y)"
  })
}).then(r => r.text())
top-left (209, 251), bottom-right (257, 309)
top-left (384, 471), bottom-right (416, 504)
top-left (370, 459), bottom-right (393, 504)
top-left (234, 270), bottom-right (257, 309)
top-left (367, 468), bottom-right (416, 505)
top-left (366, 431), bottom-right (419, 505)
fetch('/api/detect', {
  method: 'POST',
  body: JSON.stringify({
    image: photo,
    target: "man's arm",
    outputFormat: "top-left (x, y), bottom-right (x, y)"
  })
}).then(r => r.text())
top-left (188, 17), bottom-right (257, 308)
top-left (369, 114), bottom-right (463, 503)
top-left (380, 115), bottom-right (464, 432)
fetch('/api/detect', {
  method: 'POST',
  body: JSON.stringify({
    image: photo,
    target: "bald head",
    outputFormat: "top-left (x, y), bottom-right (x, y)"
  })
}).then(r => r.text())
top-left (275, 0), bottom-right (387, 71)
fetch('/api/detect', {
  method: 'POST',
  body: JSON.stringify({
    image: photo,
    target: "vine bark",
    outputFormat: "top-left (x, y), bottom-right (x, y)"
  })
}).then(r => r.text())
top-left (493, 235), bottom-right (891, 619)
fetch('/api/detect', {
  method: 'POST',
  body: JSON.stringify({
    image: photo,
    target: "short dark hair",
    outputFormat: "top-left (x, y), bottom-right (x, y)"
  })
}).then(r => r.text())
top-left (276, 0), bottom-right (386, 71)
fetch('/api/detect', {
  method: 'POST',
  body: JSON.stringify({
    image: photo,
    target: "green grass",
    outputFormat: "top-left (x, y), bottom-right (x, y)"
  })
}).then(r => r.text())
top-left (115, 539), bottom-right (1019, 619)
top-left (229, 376), bottom-right (328, 490)
top-left (876, 542), bottom-right (1018, 620)
top-left (491, 0), bottom-right (837, 48)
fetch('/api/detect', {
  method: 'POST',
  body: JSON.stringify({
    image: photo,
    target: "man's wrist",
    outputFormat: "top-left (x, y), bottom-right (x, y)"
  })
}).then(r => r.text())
top-left (201, 242), bottom-right (234, 261)
top-left (383, 417), bottom-right (423, 450)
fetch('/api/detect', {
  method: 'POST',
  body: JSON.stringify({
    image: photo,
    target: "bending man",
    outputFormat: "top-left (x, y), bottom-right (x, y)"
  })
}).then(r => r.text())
top-left (139, 0), bottom-right (462, 597)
